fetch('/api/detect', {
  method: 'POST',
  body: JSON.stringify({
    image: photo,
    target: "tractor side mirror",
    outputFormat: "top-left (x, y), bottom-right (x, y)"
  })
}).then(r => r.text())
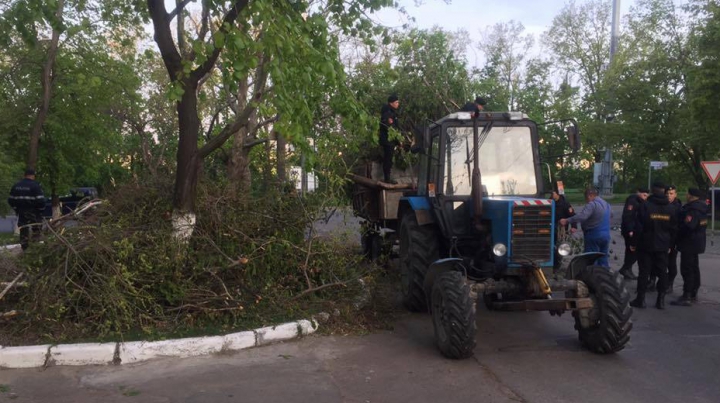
top-left (566, 123), bottom-right (581, 152)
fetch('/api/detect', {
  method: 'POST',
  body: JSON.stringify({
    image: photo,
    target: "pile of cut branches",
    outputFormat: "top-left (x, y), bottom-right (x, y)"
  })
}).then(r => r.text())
top-left (0, 177), bottom-right (375, 344)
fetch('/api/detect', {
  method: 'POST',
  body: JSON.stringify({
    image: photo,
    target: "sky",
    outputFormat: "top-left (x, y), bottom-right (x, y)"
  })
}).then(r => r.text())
top-left (371, 0), bottom-right (686, 68)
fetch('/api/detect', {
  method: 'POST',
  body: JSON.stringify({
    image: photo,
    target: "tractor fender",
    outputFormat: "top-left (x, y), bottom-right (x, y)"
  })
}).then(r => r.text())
top-left (563, 252), bottom-right (606, 280)
top-left (398, 198), bottom-right (434, 226)
top-left (423, 258), bottom-right (464, 308)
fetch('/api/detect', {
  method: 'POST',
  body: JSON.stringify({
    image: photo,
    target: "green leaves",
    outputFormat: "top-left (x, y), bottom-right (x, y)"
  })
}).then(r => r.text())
top-left (167, 81), bottom-right (186, 103)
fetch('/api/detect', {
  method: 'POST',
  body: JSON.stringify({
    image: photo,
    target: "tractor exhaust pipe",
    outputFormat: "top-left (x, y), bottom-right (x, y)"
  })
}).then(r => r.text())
top-left (472, 113), bottom-right (483, 228)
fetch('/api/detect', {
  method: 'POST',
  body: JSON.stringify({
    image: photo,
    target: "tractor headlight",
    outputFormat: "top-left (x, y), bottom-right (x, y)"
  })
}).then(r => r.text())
top-left (492, 243), bottom-right (507, 257)
top-left (558, 242), bottom-right (572, 257)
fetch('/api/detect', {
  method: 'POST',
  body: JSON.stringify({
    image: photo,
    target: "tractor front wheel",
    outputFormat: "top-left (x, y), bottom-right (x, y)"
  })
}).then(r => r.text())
top-left (570, 265), bottom-right (633, 354)
top-left (431, 271), bottom-right (477, 359)
top-left (399, 213), bottom-right (438, 312)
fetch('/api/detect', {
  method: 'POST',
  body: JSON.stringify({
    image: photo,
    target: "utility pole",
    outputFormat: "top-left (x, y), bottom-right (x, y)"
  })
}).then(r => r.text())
top-left (600, 0), bottom-right (620, 197)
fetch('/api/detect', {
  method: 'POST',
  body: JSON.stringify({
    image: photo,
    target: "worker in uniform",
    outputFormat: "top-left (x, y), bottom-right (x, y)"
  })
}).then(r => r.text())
top-left (7, 168), bottom-right (46, 250)
top-left (552, 189), bottom-right (576, 238)
top-left (618, 187), bottom-right (649, 280)
top-left (670, 188), bottom-right (708, 306)
top-left (460, 96), bottom-right (487, 115)
top-left (648, 185), bottom-right (682, 291)
top-left (379, 95), bottom-right (400, 184)
top-left (629, 182), bottom-right (678, 309)
top-left (552, 189), bottom-right (576, 267)
top-left (663, 185), bottom-right (682, 293)
top-left (559, 187), bottom-right (611, 267)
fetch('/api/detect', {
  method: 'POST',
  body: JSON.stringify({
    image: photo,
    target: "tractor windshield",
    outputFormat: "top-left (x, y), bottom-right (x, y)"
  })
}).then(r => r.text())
top-left (444, 125), bottom-right (537, 196)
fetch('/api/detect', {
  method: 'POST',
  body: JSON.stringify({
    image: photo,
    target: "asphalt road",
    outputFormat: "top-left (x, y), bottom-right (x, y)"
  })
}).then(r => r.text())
top-left (2, 206), bottom-right (720, 403)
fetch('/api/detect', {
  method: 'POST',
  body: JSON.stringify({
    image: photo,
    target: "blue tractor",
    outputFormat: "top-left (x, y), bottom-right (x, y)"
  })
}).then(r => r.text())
top-left (352, 111), bottom-right (633, 359)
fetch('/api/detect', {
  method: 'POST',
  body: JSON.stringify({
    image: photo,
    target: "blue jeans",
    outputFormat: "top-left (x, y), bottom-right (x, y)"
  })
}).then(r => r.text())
top-left (584, 232), bottom-right (610, 267)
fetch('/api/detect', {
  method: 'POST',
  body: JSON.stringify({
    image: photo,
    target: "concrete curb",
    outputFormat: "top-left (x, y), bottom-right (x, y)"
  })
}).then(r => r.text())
top-left (0, 319), bottom-right (318, 369)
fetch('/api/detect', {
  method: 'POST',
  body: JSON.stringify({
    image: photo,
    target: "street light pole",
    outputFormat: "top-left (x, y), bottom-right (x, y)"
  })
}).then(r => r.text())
top-left (600, 0), bottom-right (621, 197)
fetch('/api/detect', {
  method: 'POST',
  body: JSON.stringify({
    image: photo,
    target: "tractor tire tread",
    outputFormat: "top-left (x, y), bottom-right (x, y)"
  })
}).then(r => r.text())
top-left (573, 265), bottom-right (633, 354)
top-left (432, 271), bottom-right (477, 359)
top-left (400, 213), bottom-right (438, 312)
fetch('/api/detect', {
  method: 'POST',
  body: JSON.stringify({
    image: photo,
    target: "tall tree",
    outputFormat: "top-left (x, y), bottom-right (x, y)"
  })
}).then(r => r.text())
top-left (143, 0), bottom-right (393, 239)
top-left (0, 0), bottom-right (143, 172)
top-left (477, 20), bottom-right (534, 111)
top-left (544, 0), bottom-right (613, 162)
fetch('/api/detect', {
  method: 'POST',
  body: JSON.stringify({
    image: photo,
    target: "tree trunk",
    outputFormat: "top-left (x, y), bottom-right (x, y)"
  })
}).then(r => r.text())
top-left (276, 131), bottom-right (286, 186)
top-left (228, 131), bottom-right (253, 190)
top-left (227, 78), bottom-right (254, 190)
top-left (27, 0), bottom-right (64, 171)
top-left (262, 138), bottom-right (272, 192)
top-left (300, 153), bottom-right (308, 195)
top-left (147, 0), bottom-right (251, 240)
top-left (172, 81), bottom-right (201, 240)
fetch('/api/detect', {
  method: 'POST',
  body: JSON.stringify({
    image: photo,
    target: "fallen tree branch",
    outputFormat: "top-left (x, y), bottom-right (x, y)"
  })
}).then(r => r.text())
top-left (347, 173), bottom-right (413, 190)
top-left (0, 272), bottom-right (24, 302)
top-left (1, 310), bottom-right (19, 319)
top-left (291, 281), bottom-right (347, 300)
top-left (0, 282), bottom-right (27, 287)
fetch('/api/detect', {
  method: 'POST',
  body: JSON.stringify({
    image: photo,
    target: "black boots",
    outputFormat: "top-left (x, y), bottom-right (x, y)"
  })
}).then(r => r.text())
top-left (618, 267), bottom-right (638, 280)
top-left (630, 295), bottom-right (646, 309)
top-left (670, 292), bottom-right (692, 307)
top-left (647, 277), bottom-right (657, 291)
top-left (666, 281), bottom-right (674, 294)
top-left (656, 293), bottom-right (666, 310)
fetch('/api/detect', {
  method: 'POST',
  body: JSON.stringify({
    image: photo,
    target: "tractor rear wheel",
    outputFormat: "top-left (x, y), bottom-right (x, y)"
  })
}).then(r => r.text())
top-left (361, 231), bottom-right (382, 261)
top-left (431, 271), bottom-right (477, 359)
top-left (570, 265), bottom-right (633, 354)
top-left (399, 213), bottom-right (438, 312)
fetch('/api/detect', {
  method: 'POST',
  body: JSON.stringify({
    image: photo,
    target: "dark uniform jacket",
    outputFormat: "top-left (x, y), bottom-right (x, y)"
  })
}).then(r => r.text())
top-left (677, 200), bottom-right (708, 254)
top-left (379, 104), bottom-right (399, 146)
top-left (669, 198), bottom-right (682, 248)
top-left (621, 194), bottom-right (643, 235)
top-left (555, 195), bottom-right (577, 228)
top-left (636, 194), bottom-right (679, 252)
top-left (460, 102), bottom-right (480, 113)
top-left (8, 178), bottom-right (45, 224)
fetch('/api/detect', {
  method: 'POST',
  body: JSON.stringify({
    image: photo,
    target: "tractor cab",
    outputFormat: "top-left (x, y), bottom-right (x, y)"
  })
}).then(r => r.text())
top-left (350, 110), bottom-right (632, 360)
top-left (402, 111), bottom-right (565, 278)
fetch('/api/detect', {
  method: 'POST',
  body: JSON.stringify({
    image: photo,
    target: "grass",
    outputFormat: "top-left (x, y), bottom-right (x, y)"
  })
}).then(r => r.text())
top-left (119, 386), bottom-right (141, 397)
top-left (0, 385), bottom-right (10, 393)
top-left (0, 232), bottom-right (18, 246)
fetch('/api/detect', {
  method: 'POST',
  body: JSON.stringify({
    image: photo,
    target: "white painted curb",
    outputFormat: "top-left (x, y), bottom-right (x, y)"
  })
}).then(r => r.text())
top-left (0, 319), bottom-right (318, 369)
top-left (0, 243), bottom-right (21, 251)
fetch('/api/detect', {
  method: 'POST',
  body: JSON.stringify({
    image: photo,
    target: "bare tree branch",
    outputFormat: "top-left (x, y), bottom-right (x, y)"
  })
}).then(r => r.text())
top-left (198, 52), bottom-right (270, 158)
top-left (198, 0), bottom-right (211, 42)
top-left (147, 0), bottom-right (182, 75)
top-left (242, 138), bottom-right (268, 149)
top-left (168, 0), bottom-right (194, 21)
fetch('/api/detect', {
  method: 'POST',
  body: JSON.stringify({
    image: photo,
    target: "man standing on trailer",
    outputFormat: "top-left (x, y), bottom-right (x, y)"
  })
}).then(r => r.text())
top-left (379, 95), bottom-right (400, 184)
top-left (460, 96), bottom-right (487, 115)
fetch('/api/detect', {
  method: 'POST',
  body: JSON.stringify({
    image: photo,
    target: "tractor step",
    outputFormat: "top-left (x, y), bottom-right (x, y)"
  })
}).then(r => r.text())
top-left (490, 297), bottom-right (593, 312)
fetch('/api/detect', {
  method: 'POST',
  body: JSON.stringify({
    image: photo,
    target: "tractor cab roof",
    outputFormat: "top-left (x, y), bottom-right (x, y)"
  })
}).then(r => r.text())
top-left (432, 111), bottom-right (530, 127)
